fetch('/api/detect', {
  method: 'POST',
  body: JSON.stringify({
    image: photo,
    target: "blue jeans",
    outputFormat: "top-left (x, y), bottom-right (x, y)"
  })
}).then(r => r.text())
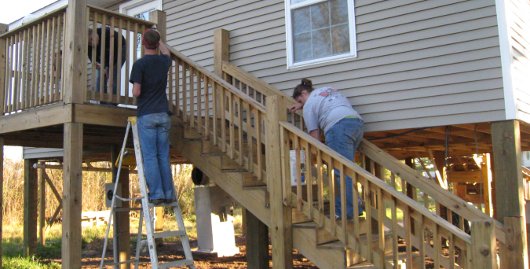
top-left (138, 112), bottom-right (176, 200)
top-left (325, 117), bottom-right (364, 219)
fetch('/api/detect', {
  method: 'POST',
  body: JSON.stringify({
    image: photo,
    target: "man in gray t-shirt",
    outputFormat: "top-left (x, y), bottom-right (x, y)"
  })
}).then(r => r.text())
top-left (290, 79), bottom-right (364, 219)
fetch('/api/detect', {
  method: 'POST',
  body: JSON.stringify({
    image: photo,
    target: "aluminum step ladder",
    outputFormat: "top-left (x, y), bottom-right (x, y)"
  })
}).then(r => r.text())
top-left (99, 116), bottom-right (195, 269)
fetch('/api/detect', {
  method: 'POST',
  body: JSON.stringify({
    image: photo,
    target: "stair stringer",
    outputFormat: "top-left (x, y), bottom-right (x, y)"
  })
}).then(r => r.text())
top-left (171, 124), bottom-right (351, 268)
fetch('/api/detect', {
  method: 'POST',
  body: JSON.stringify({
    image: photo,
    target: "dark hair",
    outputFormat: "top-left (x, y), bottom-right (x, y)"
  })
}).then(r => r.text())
top-left (292, 78), bottom-right (314, 99)
top-left (142, 29), bottom-right (160, 49)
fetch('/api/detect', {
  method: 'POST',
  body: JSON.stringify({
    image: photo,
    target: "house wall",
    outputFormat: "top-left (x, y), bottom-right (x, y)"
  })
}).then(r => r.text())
top-left (164, 0), bottom-right (506, 132)
top-left (505, 0), bottom-right (530, 123)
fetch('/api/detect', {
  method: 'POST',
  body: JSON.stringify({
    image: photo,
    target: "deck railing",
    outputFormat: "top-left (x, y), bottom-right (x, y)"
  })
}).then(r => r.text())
top-left (0, 7), bottom-right (66, 114)
top-left (0, 4), bottom-right (156, 115)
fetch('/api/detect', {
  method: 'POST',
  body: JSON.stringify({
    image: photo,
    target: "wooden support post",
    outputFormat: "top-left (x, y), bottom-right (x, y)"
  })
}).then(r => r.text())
top-left (266, 95), bottom-right (292, 269)
top-left (503, 216), bottom-right (527, 268)
top-left (0, 24), bottom-right (8, 114)
top-left (0, 136), bottom-right (3, 269)
top-left (38, 161), bottom-right (46, 245)
top-left (213, 28), bottom-right (229, 77)
top-left (471, 220), bottom-right (497, 268)
top-left (491, 120), bottom-right (528, 268)
top-left (245, 209), bottom-right (269, 269)
top-left (481, 154), bottom-right (493, 216)
top-left (149, 10), bottom-right (166, 41)
top-left (62, 122), bottom-right (83, 269)
top-left (111, 147), bottom-right (131, 269)
top-left (63, 0), bottom-right (87, 104)
top-left (24, 159), bottom-right (38, 256)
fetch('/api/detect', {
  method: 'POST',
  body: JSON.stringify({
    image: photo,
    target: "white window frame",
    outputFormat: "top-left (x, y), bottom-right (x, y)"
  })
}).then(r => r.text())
top-left (284, 0), bottom-right (357, 69)
top-left (119, 0), bottom-right (162, 16)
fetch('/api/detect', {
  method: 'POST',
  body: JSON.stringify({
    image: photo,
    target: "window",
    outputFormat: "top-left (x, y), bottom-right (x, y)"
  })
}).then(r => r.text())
top-left (285, 0), bottom-right (357, 68)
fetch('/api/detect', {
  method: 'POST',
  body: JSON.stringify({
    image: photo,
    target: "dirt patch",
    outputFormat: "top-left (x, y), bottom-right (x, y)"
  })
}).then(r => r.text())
top-left (79, 235), bottom-right (318, 268)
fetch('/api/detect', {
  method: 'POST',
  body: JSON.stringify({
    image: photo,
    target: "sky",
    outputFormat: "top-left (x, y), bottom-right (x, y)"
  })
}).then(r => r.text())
top-left (0, 0), bottom-right (57, 24)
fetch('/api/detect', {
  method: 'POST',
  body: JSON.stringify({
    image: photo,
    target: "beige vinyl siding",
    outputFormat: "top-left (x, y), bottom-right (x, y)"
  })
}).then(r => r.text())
top-left (509, 0), bottom-right (530, 123)
top-left (165, 0), bottom-right (506, 132)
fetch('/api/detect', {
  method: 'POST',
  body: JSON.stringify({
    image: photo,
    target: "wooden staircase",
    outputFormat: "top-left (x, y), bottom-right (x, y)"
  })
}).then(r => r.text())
top-left (164, 46), bottom-right (507, 268)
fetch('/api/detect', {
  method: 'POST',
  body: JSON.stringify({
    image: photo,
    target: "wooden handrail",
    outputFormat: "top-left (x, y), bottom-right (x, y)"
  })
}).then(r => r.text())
top-left (86, 5), bottom-right (156, 27)
top-left (0, 6), bottom-right (68, 38)
top-left (169, 47), bottom-right (266, 113)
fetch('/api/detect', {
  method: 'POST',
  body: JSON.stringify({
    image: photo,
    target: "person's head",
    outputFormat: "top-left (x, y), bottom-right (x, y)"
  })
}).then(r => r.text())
top-left (292, 78), bottom-right (314, 106)
top-left (142, 29), bottom-right (160, 50)
top-left (87, 28), bottom-right (99, 47)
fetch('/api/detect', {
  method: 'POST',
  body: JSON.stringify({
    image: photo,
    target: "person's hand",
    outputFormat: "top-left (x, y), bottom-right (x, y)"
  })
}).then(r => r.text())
top-left (95, 62), bottom-right (101, 69)
top-left (288, 102), bottom-right (302, 112)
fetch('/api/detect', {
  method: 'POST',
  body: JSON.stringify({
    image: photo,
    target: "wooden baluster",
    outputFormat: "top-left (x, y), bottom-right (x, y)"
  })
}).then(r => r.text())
top-left (220, 86), bottom-right (227, 152)
top-left (204, 77), bottom-right (210, 139)
top-left (294, 138), bottom-right (302, 211)
top-left (255, 110), bottom-right (262, 181)
top-left (316, 149), bottom-right (324, 223)
top-left (339, 163), bottom-right (347, 242)
top-left (99, 15), bottom-right (106, 101)
top-left (365, 181), bottom-right (373, 262)
top-left (329, 156), bottom-right (336, 227)
top-left (13, 32), bottom-right (20, 110)
top-left (433, 224), bottom-right (441, 268)
top-left (174, 58), bottom-right (180, 117)
top-left (245, 102), bottom-right (253, 172)
top-left (116, 17), bottom-right (123, 104)
top-left (237, 98), bottom-right (243, 165)
top-left (124, 19), bottom-right (130, 102)
top-left (89, 12), bottom-right (97, 99)
top-left (21, 29), bottom-right (29, 109)
top-left (390, 195), bottom-right (399, 268)
top-left (167, 57), bottom-right (174, 113)
top-left (376, 188), bottom-right (385, 268)
top-left (189, 68), bottom-right (195, 128)
top-left (448, 233), bottom-right (455, 269)
top-left (405, 205), bottom-right (413, 268)
top-left (30, 26), bottom-right (37, 108)
top-left (305, 143), bottom-right (312, 219)
top-left (44, 17), bottom-right (51, 104)
top-left (49, 16), bottom-right (56, 103)
top-left (197, 72), bottom-right (203, 133)
top-left (228, 91), bottom-right (235, 159)
top-left (182, 62), bottom-right (188, 122)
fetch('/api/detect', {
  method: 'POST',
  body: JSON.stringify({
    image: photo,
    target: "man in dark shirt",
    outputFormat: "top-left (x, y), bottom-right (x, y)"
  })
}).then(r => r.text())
top-left (129, 29), bottom-right (175, 204)
top-left (88, 27), bottom-right (127, 95)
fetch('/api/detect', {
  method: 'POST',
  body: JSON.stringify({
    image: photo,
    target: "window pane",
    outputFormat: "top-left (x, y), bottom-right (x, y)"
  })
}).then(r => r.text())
top-left (331, 24), bottom-right (349, 54)
top-left (311, 2), bottom-right (329, 29)
top-left (330, 0), bottom-right (348, 25)
top-left (292, 8), bottom-right (310, 34)
top-left (294, 32), bottom-right (312, 62)
top-left (312, 28), bottom-right (332, 58)
top-left (291, 0), bottom-right (306, 4)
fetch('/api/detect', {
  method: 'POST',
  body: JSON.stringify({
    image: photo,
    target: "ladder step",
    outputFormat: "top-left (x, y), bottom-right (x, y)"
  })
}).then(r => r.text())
top-left (154, 230), bottom-right (187, 239)
top-left (159, 259), bottom-right (195, 268)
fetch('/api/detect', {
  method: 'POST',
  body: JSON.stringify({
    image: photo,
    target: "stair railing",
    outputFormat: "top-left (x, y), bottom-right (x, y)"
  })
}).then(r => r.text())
top-left (221, 59), bottom-right (502, 268)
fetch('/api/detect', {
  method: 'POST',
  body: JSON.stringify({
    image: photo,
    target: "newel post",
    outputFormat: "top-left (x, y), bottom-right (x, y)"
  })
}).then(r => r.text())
top-left (0, 24), bottom-right (8, 115)
top-left (470, 220), bottom-right (497, 268)
top-left (63, 0), bottom-right (87, 104)
top-left (266, 95), bottom-right (293, 269)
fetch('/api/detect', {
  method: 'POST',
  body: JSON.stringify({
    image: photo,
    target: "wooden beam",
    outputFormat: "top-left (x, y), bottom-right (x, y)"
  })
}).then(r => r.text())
top-left (62, 122), bottom-right (83, 269)
top-left (63, 0), bottom-right (87, 104)
top-left (491, 120), bottom-right (528, 269)
top-left (38, 161), bottom-right (46, 245)
top-left (471, 220), bottom-right (497, 269)
top-left (245, 209), bottom-right (269, 269)
top-left (0, 103), bottom-right (72, 134)
top-left (73, 103), bottom-right (134, 127)
top-left (23, 159), bottom-right (38, 256)
top-left (266, 95), bottom-right (292, 269)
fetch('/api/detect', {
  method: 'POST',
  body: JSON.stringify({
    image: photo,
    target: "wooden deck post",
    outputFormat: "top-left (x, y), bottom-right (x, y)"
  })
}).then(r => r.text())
top-left (0, 136), bottom-right (4, 269)
top-left (23, 159), bottom-right (38, 256)
top-left (0, 24), bottom-right (8, 114)
top-left (214, 28), bottom-right (229, 77)
top-left (38, 161), bottom-right (46, 245)
top-left (245, 209), bottom-right (269, 269)
top-left (470, 220), bottom-right (497, 268)
top-left (266, 95), bottom-right (292, 269)
top-left (62, 122), bottom-right (83, 269)
top-left (63, 0), bottom-right (87, 104)
top-left (491, 120), bottom-right (528, 268)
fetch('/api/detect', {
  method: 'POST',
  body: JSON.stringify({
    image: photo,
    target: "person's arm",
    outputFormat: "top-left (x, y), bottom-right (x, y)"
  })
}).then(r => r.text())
top-left (309, 129), bottom-right (321, 141)
top-left (288, 102), bottom-right (303, 112)
top-left (158, 41), bottom-right (170, 56)
top-left (133, 82), bottom-right (141, 97)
